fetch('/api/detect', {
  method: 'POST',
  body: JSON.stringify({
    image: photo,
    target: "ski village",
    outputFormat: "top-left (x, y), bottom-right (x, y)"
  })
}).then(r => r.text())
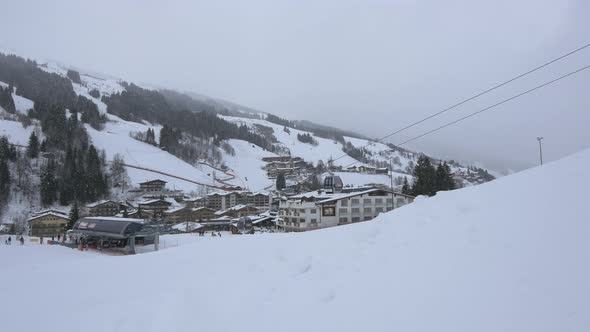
top-left (1, 9), bottom-right (590, 330)
top-left (0, 53), bottom-right (486, 253)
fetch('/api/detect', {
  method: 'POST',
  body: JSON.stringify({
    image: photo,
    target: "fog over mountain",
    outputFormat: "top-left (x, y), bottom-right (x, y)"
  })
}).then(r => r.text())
top-left (2, 0), bottom-right (589, 173)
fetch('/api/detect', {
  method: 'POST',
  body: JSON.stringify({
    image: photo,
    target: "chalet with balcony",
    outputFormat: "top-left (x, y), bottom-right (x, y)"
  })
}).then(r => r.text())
top-left (86, 200), bottom-right (127, 217)
top-left (137, 199), bottom-right (173, 217)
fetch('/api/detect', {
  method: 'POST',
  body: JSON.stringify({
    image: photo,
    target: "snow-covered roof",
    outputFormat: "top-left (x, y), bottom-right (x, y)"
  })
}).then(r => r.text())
top-left (83, 216), bottom-right (145, 223)
top-left (214, 204), bottom-right (255, 216)
top-left (165, 205), bottom-right (188, 214)
top-left (193, 207), bottom-right (214, 212)
top-left (139, 179), bottom-right (167, 185)
top-left (28, 211), bottom-right (70, 222)
top-left (184, 196), bottom-right (204, 202)
top-left (86, 200), bottom-right (117, 208)
top-left (171, 222), bottom-right (203, 231)
top-left (32, 209), bottom-right (68, 217)
top-left (139, 199), bottom-right (172, 205)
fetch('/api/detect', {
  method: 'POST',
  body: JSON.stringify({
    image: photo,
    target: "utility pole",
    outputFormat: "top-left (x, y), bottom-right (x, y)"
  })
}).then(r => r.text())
top-left (389, 157), bottom-right (394, 211)
top-left (537, 137), bottom-right (544, 165)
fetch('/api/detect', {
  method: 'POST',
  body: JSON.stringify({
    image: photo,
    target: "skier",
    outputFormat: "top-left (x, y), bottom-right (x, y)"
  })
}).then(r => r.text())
top-left (7, 236), bottom-right (11, 245)
top-left (19, 236), bottom-right (24, 245)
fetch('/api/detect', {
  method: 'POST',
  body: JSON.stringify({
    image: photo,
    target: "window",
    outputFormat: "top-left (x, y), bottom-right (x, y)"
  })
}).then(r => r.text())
top-left (310, 209), bottom-right (317, 214)
top-left (340, 200), bottom-right (348, 206)
top-left (364, 216), bottom-right (372, 221)
top-left (375, 198), bottom-right (383, 204)
top-left (363, 199), bottom-right (371, 204)
top-left (363, 207), bottom-right (372, 214)
top-left (351, 199), bottom-right (360, 205)
top-left (376, 207), bottom-right (384, 213)
top-left (322, 206), bottom-right (336, 216)
top-left (338, 208), bottom-right (348, 214)
top-left (300, 209), bottom-right (306, 214)
top-left (397, 198), bottom-right (406, 206)
top-left (352, 217), bottom-right (360, 222)
top-left (300, 219), bottom-right (305, 223)
top-left (339, 217), bottom-right (348, 224)
top-left (352, 207), bottom-right (360, 214)
top-left (310, 219), bottom-right (317, 224)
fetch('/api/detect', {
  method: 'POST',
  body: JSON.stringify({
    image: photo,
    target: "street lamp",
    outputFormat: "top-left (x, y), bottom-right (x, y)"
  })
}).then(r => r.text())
top-left (536, 137), bottom-right (544, 165)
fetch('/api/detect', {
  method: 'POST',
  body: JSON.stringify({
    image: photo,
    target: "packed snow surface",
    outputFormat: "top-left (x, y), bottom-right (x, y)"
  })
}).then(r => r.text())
top-left (2, 148), bottom-right (589, 331)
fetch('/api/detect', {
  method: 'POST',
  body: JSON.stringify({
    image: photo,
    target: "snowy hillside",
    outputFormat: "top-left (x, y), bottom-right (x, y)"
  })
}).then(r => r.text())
top-left (221, 115), bottom-right (361, 167)
top-left (1, 148), bottom-right (588, 331)
top-left (0, 53), bottom-right (495, 207)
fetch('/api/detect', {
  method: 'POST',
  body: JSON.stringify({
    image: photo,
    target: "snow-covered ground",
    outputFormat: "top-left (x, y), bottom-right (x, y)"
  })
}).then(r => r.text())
top-left (0, 118), bottom-right (35, 145)
top-left (12, 93), bottom-right (34, 115)
top-left (1, 148), bottom-right (588, 331)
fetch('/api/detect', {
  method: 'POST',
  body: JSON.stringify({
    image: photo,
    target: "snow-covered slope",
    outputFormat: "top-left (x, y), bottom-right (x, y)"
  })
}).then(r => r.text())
top-left (220, 139), bottom-right (278, 191)
top-left (0, 119), bottom-right (35, 145)
top-left (86, 115), bottom-right (218, 193)
top-left (2, 149), bottom-right (588, 332)
top-left (221, 115), bottom-right (362, 167)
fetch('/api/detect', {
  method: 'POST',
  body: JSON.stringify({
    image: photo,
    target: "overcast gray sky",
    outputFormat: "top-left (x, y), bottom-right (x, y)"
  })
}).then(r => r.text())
top-left (2, 0), bottom-right (589, 173)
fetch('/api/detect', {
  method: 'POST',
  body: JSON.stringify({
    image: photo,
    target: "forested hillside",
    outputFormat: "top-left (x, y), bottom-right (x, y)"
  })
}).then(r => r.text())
top-left (0, 51), bottom-right (496, 227)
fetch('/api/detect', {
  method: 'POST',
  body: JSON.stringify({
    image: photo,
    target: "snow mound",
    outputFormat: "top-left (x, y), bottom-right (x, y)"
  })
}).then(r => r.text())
top-left (1, 148), bottom-right (589, 331)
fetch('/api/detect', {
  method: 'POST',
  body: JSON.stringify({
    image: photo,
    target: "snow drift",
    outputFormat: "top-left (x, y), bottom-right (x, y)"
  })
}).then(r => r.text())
top-left (1, 149), bottom-right (589, 332)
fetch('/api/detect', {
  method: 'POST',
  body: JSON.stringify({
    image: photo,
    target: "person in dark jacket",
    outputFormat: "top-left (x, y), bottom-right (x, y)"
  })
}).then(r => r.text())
top-left (19, 236), bottom-right (24, 245)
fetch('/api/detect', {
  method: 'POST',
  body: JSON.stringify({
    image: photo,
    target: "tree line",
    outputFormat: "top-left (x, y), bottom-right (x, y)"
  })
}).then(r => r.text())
top-left (409, 155), bottom-right (456, 196)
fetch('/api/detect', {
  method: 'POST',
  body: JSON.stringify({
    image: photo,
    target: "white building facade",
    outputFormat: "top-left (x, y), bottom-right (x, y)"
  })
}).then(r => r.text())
top-left (278, 188), bottom-right (413, 231)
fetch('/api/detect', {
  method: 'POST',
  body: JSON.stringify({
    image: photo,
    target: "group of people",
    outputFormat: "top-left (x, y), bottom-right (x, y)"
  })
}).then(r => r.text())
top-left (3, 234), bottom-right (67, 245)
top-left (3, 236), bottom-right (25, 245)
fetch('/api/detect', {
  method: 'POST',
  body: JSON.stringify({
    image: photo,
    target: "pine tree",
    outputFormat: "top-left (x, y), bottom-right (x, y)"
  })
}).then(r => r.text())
top-left (276, 172), bottom-right (286, 190)
top-left (411, 155), bottom-right (437, 196)
top-left (0, 87), bottom-right (16, 113)
top-left (68, 202), bottom-right (79, 229)
top-left (0, 158), bottom-right (10, 193)
top-left (85, 145), bottom-right (106, 202)
top-left (40, 161), bottom-right (58, 206)
top-left (401, 177), bottom-right (411, 195)
top-left (27, 132), bottom-right (39, 158)
top-left (435, 162), bottom-right (456, 192)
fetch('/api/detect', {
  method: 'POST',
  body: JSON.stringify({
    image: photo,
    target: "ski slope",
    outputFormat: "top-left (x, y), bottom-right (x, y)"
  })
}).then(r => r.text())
top-left (220, 139), bottom-right (278, 191)
top-left (86, 117), bottom-right (217, 193)
top-left (221, 115), bottom-right (363, 167)
top-left (2, 148), bottom-right (588, 332)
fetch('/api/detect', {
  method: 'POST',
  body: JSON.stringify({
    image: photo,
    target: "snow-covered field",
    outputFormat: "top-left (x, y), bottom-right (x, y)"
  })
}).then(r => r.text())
top-left (1, 148), bottom-right (588, 331)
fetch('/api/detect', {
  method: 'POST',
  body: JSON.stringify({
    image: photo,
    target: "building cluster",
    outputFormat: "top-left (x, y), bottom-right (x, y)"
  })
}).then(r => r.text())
top-left (276, 176), bottom-right (413, 232)
top-left (341, 165), bottom-right (389, 174)
top-left (262, 156), bottom-right (307, 178)
top-left (21, 174), bottom-right (415, 252)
